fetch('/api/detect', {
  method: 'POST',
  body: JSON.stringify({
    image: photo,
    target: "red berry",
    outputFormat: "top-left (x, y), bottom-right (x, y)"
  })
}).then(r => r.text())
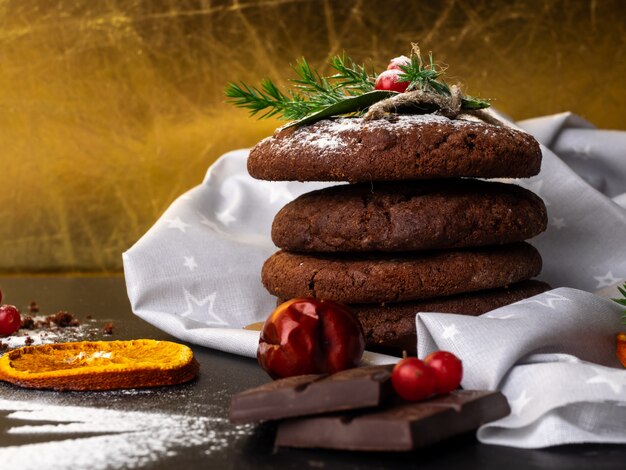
top-left (424, 351), bottom-right (463, 394)
top-left (0, 304), bottom-right (21, 337)
top-left (374, 69), bottom-right (409, 93)
top-left (257, 298), bottom-right (365, 379)
top-left (391, 357), bottom-right (436, 401)
top-left (387, 55), bottom-right (411, 71)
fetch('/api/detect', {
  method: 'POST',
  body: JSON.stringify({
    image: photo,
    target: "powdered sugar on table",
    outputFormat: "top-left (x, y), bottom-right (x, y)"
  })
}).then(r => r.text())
top-left (0, 316), bottom-right (105, 351)
top-left (0, 398), bottom-right (253, 470)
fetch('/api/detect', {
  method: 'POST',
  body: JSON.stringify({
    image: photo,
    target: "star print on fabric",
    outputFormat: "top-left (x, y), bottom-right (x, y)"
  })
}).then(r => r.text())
top-left (509, 389), bottom-right (532, 416)
top-left (586, 367), bottom-right (624, 394)
top-left (594, 271), bottom-right (621, 289)
top-left (180, 288), bottom-right (227, 326)
top-left (165, 217), bottom-right (191, 233)
top-left (572, 143), bottom-right (592, 159)
top-left (516, 292), bottom-right (571, 309)
top-left (183, 256), bottom-right (198, 271)
top-left (550, 217), bottom-right (567, 230)
top-left (215, 208), bottom-right (236, 226)
top-left (441, 324), bottom-right (460, 340)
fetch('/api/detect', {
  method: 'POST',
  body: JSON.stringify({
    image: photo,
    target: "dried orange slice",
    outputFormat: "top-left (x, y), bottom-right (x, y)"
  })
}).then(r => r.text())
top-left (0, 339), bottom-right (199, 391)
top-left (244, 321), bottom-right (264, 331)
top-left (617, 333), bottom-right (626, 368)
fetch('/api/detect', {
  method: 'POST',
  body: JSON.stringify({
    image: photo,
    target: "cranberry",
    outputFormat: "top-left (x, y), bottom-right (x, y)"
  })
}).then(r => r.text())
top-left (391, 357), bottom-right (436, 401)
top-left (257, 298), bottom-right (365, 379)
top-left (374, 69), bottom-right (409, 93)
top-left (0, 305), bottom-right (22, 337)
top-left (424, 351), bottom-right (463, 394)
top-left (387, 55), bottom-right (411, 71)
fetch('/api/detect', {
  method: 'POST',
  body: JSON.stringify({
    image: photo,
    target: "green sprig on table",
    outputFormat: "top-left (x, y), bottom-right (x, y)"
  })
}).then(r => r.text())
top-left (612, 282), bottom-right (626, 323)
top-left (224, 46), bottom-right (490, 128)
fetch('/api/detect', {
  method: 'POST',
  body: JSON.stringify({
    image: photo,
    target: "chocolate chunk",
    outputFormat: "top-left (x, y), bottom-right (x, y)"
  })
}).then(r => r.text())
top-left (230, 365), bottom-right (394, 424)
top-left (275, 390), bottom-right (510, 451)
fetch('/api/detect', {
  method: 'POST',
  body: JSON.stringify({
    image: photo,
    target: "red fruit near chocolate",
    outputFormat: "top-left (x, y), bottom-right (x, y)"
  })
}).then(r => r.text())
top-left (374, 69), bottom-right (409, 93)
top-left (0, 305), bottom-right (21, 337)
top-left (424, 351), bottom-right (463, 394)
top-left (257, 298), bottom-right (365, 379)
top-left (387, 55), bottom-right (411, 71)
top-left (391, 358), bottom-right (436, 401)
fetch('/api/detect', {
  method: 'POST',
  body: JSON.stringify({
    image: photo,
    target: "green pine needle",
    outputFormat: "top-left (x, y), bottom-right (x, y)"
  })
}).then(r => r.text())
top-left (397, 46), bottom-right (490, 110)
top-left (225, 54), bottom-right (374, 121)
top-left (225, 80), bottom-right (313, 120)
top-left (397, 48), bottom-right (449, 95)
top-left (612, 282), bottom-right (626, 324)
top-left (225, 46), bottom-right (490, 123)
top-left (328, 53), bottom-right (376, 94)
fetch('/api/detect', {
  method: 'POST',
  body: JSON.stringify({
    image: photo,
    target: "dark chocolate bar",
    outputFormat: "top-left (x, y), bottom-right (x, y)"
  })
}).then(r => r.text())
top-left (230, 365), bottom-right (394, 424)
top-left (275, 390), bottom-right (510, 451)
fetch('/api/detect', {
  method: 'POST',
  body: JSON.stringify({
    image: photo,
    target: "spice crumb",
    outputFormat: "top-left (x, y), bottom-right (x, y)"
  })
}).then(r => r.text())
top-left (21, 316), bottom-right (36, 330)
top-left (49, 311), bottom-right (80, 327)
top-left (103, 322), bottom-right (115, 335)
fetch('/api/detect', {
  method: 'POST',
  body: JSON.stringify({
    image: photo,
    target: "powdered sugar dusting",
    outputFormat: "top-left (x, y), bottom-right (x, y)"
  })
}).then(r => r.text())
top-left (282, 125), bottom-right (350, 152)
top-left (0, 317), bottom-right (105, 351)
top-left (307, 114), bottom-right (479, 133)
top-left (272, 114), bottom-right (494, 153)
top-left (0, 399), bottom-right (253, 469)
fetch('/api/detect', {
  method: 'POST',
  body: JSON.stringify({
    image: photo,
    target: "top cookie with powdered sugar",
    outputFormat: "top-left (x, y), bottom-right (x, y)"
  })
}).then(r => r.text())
top-left (247, 114), bottom-right (541, 182)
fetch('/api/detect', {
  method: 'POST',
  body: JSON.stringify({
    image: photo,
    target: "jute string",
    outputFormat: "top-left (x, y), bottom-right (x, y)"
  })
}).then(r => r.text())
top-left (363, 84), bottom-right (503, 126)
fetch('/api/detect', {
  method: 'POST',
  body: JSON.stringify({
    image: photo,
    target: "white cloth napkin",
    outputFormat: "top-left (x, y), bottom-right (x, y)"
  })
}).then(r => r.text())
top-left (123, 112), bottom-right (626, 448)
top-left (417, 288), bottom-right (625, 448)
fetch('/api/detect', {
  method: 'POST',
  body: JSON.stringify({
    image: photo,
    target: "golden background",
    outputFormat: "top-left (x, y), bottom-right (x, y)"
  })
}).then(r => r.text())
top-left (1, 0), bottom-right (624, 272)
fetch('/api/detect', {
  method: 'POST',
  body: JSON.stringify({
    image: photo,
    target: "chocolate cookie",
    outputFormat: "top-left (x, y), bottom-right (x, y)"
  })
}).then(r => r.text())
top-left (272, 179), bottom-right (547, 253)
top-left (346, 280), bottom-right (550, 355)
top-left (248, 115), bottom-right (541, 182)
top-left (262, 243), bottom-right (542, 304)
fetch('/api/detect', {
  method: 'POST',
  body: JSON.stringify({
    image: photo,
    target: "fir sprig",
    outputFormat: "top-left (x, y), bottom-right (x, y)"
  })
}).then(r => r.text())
top-left (397, 48), bottom-right (450, 95)
top-left (225, 46), bottom-right (489, 125)
top-left (328, 54), bottom-right (376, 94)
top-left (225, 80), bottom-right (313, 120)
top-left (612, 282), bottom-right (626, 324)
top-left (225, 55), bottom-right (375, 121)
top-left (397, 45), bottom-right (490, 109)
top-left (290, 58), bottom-right (345, 105)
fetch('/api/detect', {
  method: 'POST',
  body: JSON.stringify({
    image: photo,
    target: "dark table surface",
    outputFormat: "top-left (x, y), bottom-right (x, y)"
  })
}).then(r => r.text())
top-left (0, 276), bottom-right (625, 469)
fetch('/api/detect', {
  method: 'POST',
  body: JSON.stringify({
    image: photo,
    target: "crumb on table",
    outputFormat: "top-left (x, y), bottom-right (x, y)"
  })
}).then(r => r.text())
top-left (103, 322), bottom-right (115, 335)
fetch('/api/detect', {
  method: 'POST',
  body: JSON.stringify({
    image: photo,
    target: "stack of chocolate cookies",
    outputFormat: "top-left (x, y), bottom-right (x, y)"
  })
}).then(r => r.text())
top-left (249, 114), bottom-right (549, 354)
